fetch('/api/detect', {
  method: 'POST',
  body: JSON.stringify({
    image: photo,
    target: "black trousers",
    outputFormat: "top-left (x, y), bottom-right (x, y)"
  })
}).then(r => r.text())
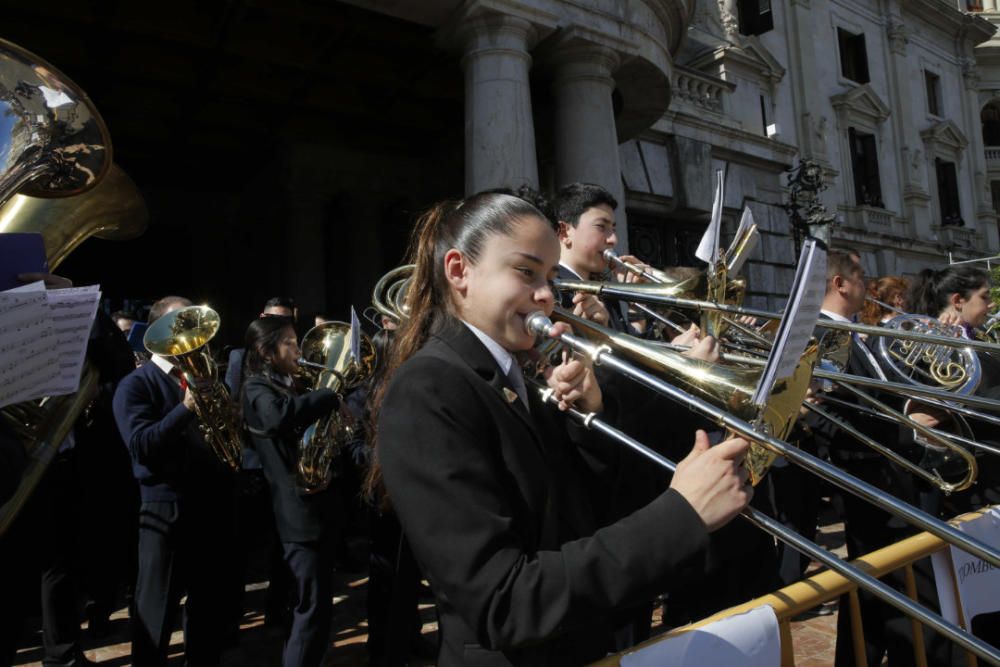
top-left (833, 457), bottom-right (918, 667)
top-left (281, 539), bottom-right (333, 667)
top-left (131, 500), bottom-right (232, 667)
top-left (366, 509), bottom-right (424, 667)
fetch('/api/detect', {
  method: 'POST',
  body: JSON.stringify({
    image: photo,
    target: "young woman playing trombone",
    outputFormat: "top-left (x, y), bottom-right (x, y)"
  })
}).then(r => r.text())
top-left (368, 192), bottom-right (752, 666)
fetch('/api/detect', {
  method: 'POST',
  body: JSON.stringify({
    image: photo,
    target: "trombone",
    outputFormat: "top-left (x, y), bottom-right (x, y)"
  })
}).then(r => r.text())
top-left (371, 264), bottom-right (1000, 563)
top-left (372, 264), bottom-right (1000, 662)
top-left (528, 380), bottom-right (1000, 666)
top-left (521, 311), bottom-right (1000, 568)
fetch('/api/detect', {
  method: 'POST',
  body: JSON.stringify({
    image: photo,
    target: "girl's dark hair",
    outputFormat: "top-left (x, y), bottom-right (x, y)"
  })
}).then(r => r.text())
top-left (238, 316), bottom-right (295, 414)
top-left (364, 192), bottom-right (548, 503)
top-left (909, 266), bottom-right (990, 317)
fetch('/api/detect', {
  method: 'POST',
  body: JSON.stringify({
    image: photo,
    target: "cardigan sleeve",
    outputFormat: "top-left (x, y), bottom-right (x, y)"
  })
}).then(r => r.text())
top-left (112, 372), bottom-right (197, 465)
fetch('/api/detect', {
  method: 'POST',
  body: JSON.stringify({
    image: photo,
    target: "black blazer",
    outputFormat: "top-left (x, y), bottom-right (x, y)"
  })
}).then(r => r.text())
top-left (806, 315), bottom-right (899, 459)
top-left (378, 320), bottom-right (710, 667)
top-left (242, 373), bottom-right (340, 543)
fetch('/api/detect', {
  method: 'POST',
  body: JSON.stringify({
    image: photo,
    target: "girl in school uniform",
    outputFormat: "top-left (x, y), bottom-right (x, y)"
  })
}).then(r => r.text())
top-left (240, 316), bottom-right (341, 667)
top-left (369, 192), bottom-right (752, 666)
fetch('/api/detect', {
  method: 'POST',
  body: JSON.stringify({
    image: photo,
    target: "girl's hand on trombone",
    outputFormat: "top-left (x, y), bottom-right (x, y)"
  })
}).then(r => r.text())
top-left (670, 430), bottom-right (752, 532)
top-left (542, 323), bottom-right (603, 413)
top-left (571, 292), bottom-right (610, 326)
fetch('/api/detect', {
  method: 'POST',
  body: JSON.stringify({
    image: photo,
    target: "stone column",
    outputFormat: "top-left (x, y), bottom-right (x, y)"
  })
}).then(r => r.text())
top-left (960, 57), bottom-right (1000, 248)
top-left (550, 42), bottom-right (628, 248)
top-left (459, 14), bottom-right (539, 194)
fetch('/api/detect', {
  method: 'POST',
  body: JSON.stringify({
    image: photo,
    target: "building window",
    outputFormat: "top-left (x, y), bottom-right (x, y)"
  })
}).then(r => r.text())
top-left (838, 28), bottom-right (870, 84)
top-left (983, 103), bottom-right (1000, 146)
top-left (737, 0), bottom-right (774, 36)
top-left (848, 128), bottom-right (883, 207)
top-left (925, 71), bottom-right (941, 117)
top-left (936, 158), bottom-right (963, 227)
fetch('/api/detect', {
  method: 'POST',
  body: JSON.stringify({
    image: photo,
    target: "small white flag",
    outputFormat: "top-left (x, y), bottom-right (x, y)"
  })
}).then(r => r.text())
top-left (696, 170), bottom-right (725, 264)
top-left (349, 306), bottom-right (361, 362)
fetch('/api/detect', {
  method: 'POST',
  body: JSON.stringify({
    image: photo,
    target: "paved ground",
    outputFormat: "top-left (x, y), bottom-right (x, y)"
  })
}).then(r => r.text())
top-left (14, 513), bottom-right (848, 666)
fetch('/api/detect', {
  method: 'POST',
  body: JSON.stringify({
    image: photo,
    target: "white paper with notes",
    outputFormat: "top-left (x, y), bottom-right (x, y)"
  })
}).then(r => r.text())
top-left (0, 281), bottom-right (101, 408)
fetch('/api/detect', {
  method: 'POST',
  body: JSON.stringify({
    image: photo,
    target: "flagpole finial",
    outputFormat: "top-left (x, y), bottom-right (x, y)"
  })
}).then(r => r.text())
top-left (783, 159), bottom-right (836, 256)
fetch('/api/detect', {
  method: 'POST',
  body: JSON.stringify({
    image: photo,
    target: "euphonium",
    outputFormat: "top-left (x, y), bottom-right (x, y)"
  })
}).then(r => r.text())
top-left (296, 321), bottom-right (376, 493)
top-left (143, 306), bottom-right (243, 471)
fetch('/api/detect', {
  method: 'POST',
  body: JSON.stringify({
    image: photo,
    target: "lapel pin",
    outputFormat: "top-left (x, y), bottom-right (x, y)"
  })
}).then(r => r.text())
top-left (502, 388), bottom-right (518, 404)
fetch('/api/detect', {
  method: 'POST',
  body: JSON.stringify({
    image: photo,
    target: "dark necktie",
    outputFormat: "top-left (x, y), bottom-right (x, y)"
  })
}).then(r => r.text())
top-left (506, 362), bottom-right (530, 413)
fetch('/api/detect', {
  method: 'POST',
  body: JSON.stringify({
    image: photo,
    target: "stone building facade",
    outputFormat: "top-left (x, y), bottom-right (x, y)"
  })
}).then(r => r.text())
top-left (347, 0), bottom-right (1000, 310)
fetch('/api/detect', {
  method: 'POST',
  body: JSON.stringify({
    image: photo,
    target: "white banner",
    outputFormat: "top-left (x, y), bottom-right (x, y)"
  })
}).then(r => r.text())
top-left (622, 605), bottom-right (780, 667)
top-left (932, 507), bottom-right (1000, 630)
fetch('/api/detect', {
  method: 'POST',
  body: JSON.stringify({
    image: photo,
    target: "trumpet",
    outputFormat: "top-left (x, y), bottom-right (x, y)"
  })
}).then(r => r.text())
top-left (144, 306), bottom-right (243, 471)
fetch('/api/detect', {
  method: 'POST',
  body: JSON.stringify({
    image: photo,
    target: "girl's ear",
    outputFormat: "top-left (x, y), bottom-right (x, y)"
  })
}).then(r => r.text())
top-left (444, 248), bottom-right (469, 295)
top-left (949, 292), bottom-right (965, 310)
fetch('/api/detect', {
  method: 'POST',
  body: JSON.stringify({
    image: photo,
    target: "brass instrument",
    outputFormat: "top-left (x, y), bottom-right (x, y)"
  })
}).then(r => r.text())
top-left (0, 39), bottom-right (146, 536)
top-left (144, 306), bottom-right (242, 471)
top-left (874, 313), bottom-right (981, 394)
top-left (520, 310), bottom-right (1000, 564)
top-left (371, 264), bottom-right (413, 324)
top-left (0, 164), bottom-right (148, 268)
top-left (0, 38), bottom-right (110, 205)
top-left (296, 321), bottom-right (376, 493)
top-left (598, 249), bottom-right (748, 340)
top-left (552, 309), bottom-right (815, 485)
top-left (530, 385), bottom-right (1000, 665)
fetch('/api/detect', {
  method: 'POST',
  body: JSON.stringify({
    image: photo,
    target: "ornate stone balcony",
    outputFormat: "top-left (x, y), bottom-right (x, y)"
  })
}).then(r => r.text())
top-left (671, 66), bottom-right (734, 116)
top-left (986, 146), bottom-right (1000, 169)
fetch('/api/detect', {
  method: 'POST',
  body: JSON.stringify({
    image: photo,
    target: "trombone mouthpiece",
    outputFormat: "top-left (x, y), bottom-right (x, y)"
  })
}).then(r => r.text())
top-left (525, 311), bottom-right (553, 336)
top-left (602, 249), bottom-right (618, 262)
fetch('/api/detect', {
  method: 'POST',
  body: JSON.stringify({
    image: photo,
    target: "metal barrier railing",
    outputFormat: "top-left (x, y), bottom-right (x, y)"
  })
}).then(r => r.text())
top-left (592, 509), bottom-right (993, 667)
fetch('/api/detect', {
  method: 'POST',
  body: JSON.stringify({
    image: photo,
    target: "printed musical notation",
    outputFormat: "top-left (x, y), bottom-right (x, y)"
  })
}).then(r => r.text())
top-left (0, 281), bottom-right (101, 409)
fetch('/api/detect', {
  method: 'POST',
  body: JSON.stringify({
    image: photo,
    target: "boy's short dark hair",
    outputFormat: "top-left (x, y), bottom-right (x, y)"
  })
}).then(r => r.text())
top-left (553, 183), bottom-right (618, 227)
top-left (148, 296), bottom-right (193, 324)
top-left (264, 296), bottom-right (296, 311)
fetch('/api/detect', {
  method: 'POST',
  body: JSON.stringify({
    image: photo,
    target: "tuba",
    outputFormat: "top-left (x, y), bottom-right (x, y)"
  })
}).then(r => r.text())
top-left (0, 39), bottom-right (146, 536)
top-left (143, 306), bottom-right (243, 471)
top-left (296, 321), bottom-right (376, 493)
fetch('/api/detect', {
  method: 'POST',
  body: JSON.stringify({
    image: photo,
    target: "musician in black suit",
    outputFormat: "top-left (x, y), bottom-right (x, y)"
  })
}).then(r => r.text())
top-left (240, 315), bottom-right (341, 667)
top-left (370, 192), bottom-right (753, 666)
top-left (112, 295), bottom-right (236, 667)
top-left (791, 250), bottom-right (919, 666)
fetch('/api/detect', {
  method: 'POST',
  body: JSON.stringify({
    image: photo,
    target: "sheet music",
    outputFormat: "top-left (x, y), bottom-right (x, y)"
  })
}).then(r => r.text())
top-left (750, 240), bottom-right (827, 407)
top-left (0, 285), bottom-right (59, 408)
top-left (695, 170), bottom-right (725, 265)
top-left (40, 285), bottom-right (101, 396)
top-left (0, 282), bottom-right (101, 408)
top-left (726, 207), bottom-right (759, 275)
top-left (349, 306), bottom-right (361, 362)
top-left (732, 205), bottom-right (754, 244)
